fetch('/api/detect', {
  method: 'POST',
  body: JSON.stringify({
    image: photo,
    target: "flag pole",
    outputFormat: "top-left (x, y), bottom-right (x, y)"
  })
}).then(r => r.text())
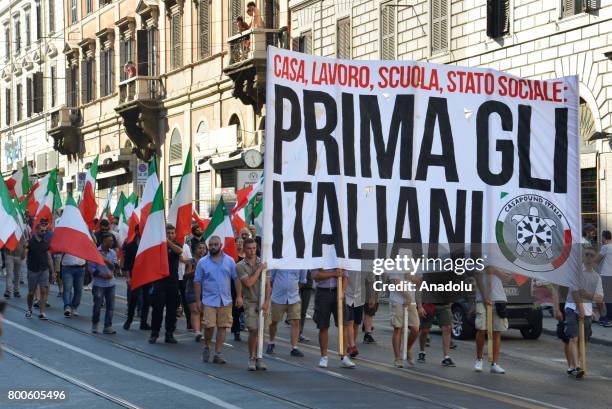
top-left (579, 316), bottom-right (587, 375)
top-left (257, 267), bottom-right (267, 359)
top-left (401, 304), bottom-right (409, 361)
top-left (337, 270), bottom-right (344, 360)
top-left (486, 303), bottom-right (494, 363)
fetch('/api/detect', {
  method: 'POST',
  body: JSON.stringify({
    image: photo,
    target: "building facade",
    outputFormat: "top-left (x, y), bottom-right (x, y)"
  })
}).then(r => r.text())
top-left (1, 0), bottom-right (287, 216)
top-left (0, 0), bottom-right (67, 190)
top-left (289, 0), bottom-right (612, 231)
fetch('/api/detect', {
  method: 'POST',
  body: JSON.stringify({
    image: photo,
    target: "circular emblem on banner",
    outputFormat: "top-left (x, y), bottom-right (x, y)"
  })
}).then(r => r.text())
top-left (496, 194), bottom-right (572, 272)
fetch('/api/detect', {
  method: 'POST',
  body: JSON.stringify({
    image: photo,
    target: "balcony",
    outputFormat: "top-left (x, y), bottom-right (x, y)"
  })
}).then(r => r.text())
top-left (47, 106), bottom-right (82, 159)
top-left (115, 76), bottom-right (164, 161)
top-left (223, 28), bottom-right (287, 113)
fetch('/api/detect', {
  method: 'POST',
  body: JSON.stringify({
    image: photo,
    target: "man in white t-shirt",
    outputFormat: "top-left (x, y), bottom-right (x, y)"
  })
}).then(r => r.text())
top-left (564, 245), bottom-right (604, 378)
top-left (178, 243), bottom-right (193, 330)
top-left (595, 230), bottom-right (612, 327)
top-left (474, 266), bottom-right (510, 374)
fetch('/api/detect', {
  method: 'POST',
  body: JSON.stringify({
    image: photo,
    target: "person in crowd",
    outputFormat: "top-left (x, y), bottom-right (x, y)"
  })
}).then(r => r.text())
top-left (344, 270), bottom-right (369, 359)
top-left (246, 1), bottom-right (265, 28)
top-left (564, 245), bottom-right (604, 378)
top-left (249, 224), bottom-right (261, 255)
top-left (3, 235), bottom-right (25, 298)
top-left (122, 225), bottom-right (152, 331)
top-left (267, 269), bottom-right (306, 358)
top-left (231, 238), bottom-right (245, 341)
top-left (90, 232), bottom-right (118, 334)
top-left (95, 219), bottom-right (118, 250)
top-left (124, 60), bottom-right (137, 79)
top-left (194, 235), bottom-right (243, 364)
top-left (25, 220), bottom-right (55, 320)
top-left (362, 275), bottom-right (379, 344)
top-left (187, 241), bottom-right (208, 342)
top-left (388, 264), bottom-right (424, 368)
top-left (240, 227), bottom-right (251, 243)
top-left (60, 250), bottom-right (86, 318)
top-left (178, 240), bottom-right (193, 330)
top-left (595, 230), bottom-right (612, 327)
top-left (418, 303), bottom-right (455, 367)
top-left (237, 238), bottom-right (270, 370)
top-left (190, 223), bottom-right (206, 255)
top-left (474, 266), bottom-right (510, 374)
top-left (298, 270), bottom-right (315, 342)
top-left (313, 268), bottom-right (355, 368)
top-left (149, 224), bottom-right (183, 344)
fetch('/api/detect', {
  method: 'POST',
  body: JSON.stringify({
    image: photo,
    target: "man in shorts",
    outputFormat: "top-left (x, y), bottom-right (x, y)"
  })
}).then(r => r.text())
top-left (25, 220), bottom-right (55, 320)
top-left (194, 236), bottom-right (243, 364)
top-left (236, 238), bottom-right (270, 370)
top-left (344, 270), bottom-right (368, 358)
top-left (474, 266), bottom-right (510, 374)
top-left (418, 303), bottom-right (454, 366)
top-left (362, 271), bottom-right (379, 344)
top-left (268, 269), bottom-right (306, 357)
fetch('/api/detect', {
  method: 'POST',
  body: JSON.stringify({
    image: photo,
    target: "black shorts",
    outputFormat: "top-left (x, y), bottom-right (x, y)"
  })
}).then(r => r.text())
top-left (313, 288), bottom-right (339, 329)
top-left (564, 308), bottom-right (592, 340)
top-left (345, 305), bottom-right (364, 325)
top-left (364, 302), bottom-right (379, 317)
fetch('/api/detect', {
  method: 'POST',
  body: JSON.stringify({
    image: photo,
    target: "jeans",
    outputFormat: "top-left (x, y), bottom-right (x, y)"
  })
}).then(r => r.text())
top-left (92, 285), bottom-right (115, 328)
top-left (62, 266), bottom-right (84, 310)
top-left (4, 255), bottom-right (22, 294)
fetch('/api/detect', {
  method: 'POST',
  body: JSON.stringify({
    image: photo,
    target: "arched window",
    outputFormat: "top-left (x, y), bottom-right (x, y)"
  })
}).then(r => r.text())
top-left (169, 128), bottom-right (182, 163)
top-left (579, 98), bottom-right (595, 148)
top-left (229, 114), bottom-right (242, 146)
top-left (196, 120), bottom-right (209, 153)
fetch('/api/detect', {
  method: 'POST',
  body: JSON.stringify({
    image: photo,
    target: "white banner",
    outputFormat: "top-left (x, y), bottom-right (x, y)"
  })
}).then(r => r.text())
top-left (262, 47), bottom-right (580, 287)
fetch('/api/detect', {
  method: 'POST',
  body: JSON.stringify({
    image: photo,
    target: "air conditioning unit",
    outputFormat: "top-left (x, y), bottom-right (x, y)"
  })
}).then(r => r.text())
top-left (47, 152), bottom-right (58, 170)
top-left (36, 153), bottom-right (47, 173)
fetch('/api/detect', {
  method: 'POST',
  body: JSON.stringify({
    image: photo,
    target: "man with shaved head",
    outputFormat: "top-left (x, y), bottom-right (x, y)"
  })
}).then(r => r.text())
top-left (194, 236), bottom-right (243, 364)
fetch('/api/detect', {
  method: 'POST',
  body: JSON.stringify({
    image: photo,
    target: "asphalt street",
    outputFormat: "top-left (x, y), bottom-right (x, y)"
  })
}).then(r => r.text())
top-left (1, 279), bottom-right (611, 409)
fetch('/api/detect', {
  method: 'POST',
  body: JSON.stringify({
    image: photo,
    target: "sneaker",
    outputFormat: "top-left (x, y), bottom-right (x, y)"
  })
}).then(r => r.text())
top-left (213, 353), bottom-right (227, 364)
top-left (319, 356), bottom-right (329, 368)
top-left (417, 352), bottom-right (426, 363)
top-left (64, 308), bottom-right (72, 318)
top-left (567, 368), bottom-right (575, 375)
top-left (165, 334), bottom-right (178, 344)
top-left (33, 301), bottom-right (40, 309)
top-left (3, 291), bottom-right (10, 298)
top-left (39, 313), bottom-right (48, 320)
top-left (13, 291), bottom-right (20, 298)
top-left (25, 310), bottom-right (32, 319)
top-left (248, 357), bottom-right (257, 371)
top-left (394, 359), bottom-right (404, 368)
top-left (195, 334), bottom-right (203, 343)
top-left (290, 348), bottom-right (304, 357)
top-left (202, 346), bottom-right (211, 362)
top-left (603, 321), bottom-right (612, 328)
top-left (348, 346), bottom-right (359, 358)
top-left (573, 367), bottom-right (585, 379)
top-left (71, 308), bottom-right (79, 317)
top-left (441, 357), bottom-right (456, 367)
top-left (266, 343), bottom-right (275, 355)
top-left (92, 324), bottom-right (99, 333)
top-left (340, 355), bottom-right (356, 369)
top-left (103, 327), bottom-right (117, 334)
top-left (363, 333), bottom-right (376, 344)
top-left (299, 334), bottom-right (310, 343)
top-left (255, 358), bottom-right (267, 370)
top-left (474, 359), bottom-right (483, 372)
top-left (490, 363), bottom-right (506, 374)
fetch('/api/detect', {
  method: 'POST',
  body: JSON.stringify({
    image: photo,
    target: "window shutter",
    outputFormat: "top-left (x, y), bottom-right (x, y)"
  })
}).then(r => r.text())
top-left (487, 0), bottom-right (509, 38)
top-left (16, 84), bottom-right (22, 121)
top-left (81, 60), bottom-right (87, 103)
top-left (172, 14), bottom-right (182, 68)
top-left (381, 3), bottom-right (395, 60)
top-left (292, 36), bottom-right (299, 51)
top-left (304, 30), bottom-right (312, 54)
top-left (36, 3), bottom-right (41, 39)
top-left (119, 41), bottom-right (126, 81)
top-left (65, 66), bottom-right (72, 106)
top-left (584, 0), bottom-right (598, 11)
top-left (49, 0), bottom-right (55, 32)
top-left (199, 1), bottom-right (210, 58)
top-left (337, 18), bottom-right (350, 59)
top-left (5, 89), bottom-right (10, 125)
top-left (108, 50), bottom-right (113, 94)
top-left (137, 30), bottom-right (149, 75)
top-left (33, 72), bottom-right (43, 113)
top-left (26, 77), bottom-right (32, 117)
top-left (431, 0), bottom-right (448, 54)
top-left (563, 0), bottom-right (576, 17)
top-left (230, 0), bottom-right (242, 36)
top-left (100, 51), bottom-right (107, 97)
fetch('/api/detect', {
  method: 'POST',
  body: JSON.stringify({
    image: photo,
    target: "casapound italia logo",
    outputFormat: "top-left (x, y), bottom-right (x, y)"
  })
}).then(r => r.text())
top-left (496, 194), bottom-right (572, 272)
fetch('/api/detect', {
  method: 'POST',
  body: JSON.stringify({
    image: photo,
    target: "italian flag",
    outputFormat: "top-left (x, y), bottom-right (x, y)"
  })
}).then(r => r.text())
top-left (6, 164), bottom-right (31, 201)
top-left (97, 186), bottom-right (115, 225)
top-left (126, 193), bottom-right (140, 244)
top-left (0, 173), bottom-right (23, 251)
top-left (34, 169), bottom-right (61, 226)
top-left (205, 197), bottom-right (237, 261)
top-left (231, 176), bottom-right (263, 234)
top-left (131, 184), bottom-right (169, 290)
top-left (79, 155), bottom-right (99, 230)
top-left (26, 171), bottom-right (53, 216)
top-left (138, 156), bottom-right (160, 232)
top-left (168, 148), bottom-right (193, 244)
top-left (113, 192), bottom-right (128, 220)
top-left (252, 197), bottom-right (263, 237)
top-left (49, 196), bottom-right (105, 265)
top-left (193, 210), bottom-right (210, 231)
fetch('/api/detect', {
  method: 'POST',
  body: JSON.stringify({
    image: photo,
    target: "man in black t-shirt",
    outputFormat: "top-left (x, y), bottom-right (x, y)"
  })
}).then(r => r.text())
top-left (122, 225), bottom-right (152, 331)
top-left (25, 221), bottom-right (56, 320)
top-left (149, 224), bottom-right (183, 344)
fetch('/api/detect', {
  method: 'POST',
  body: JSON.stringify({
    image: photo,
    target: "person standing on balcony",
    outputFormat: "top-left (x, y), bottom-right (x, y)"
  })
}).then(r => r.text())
top-left (124, 61), bottom-right (136, 79)
top-left (246, 2), bottom-right (265, 28)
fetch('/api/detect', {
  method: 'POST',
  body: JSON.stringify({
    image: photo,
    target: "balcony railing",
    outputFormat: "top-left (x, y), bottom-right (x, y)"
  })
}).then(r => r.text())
top-left (118, 76), bottom-right (163, 104)
top-left (49, 106), bottom-right (81, 129)
top-left (227, 28), bottom-right (286, 67)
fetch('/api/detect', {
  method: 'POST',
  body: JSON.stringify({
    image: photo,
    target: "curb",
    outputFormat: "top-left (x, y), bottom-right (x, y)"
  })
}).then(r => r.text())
top-left (542, 328), bottom-right (612, 347)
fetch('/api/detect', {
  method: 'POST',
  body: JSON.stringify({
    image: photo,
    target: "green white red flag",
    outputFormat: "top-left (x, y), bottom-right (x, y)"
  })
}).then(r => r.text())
top-left (192, 210), bottom-right (210, 231)
top-left (252, 198), bottom-right (263, 237)
top-left (138, 156), bottom-right (159, 232)
top-left (78, 155), bottom-right (99, 230)
top-left (205, 197), bottom-right (237, 260)
top-left (49, 196), bottom-right (105, 265)
top-left (126, 193), bottom-right (140, 244)
top-left (131, 183), bottom-right (169, 290)
top-left (231, 176), bottom-right (263, 234)
top-left (168, 148), bottom-right (193, 244)
top-left (0, 173), bottom-right (23, 251)
top-left (34, 169), bottom-right (61, 226)
top-left (26, 171), bottom-right (53, 216)
top-left (113, 192), bottom-right (128, 220)
top-left (6, 164), bottom-right (31, 201)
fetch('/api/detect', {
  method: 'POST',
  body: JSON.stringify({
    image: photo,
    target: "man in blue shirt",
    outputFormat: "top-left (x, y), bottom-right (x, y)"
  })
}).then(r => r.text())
top-left (194, 235), bottom-right (243, 364)
top-left (267, 269), bottom-right (306, 358)
top-left (89, 233), bottom-right (118, 334)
